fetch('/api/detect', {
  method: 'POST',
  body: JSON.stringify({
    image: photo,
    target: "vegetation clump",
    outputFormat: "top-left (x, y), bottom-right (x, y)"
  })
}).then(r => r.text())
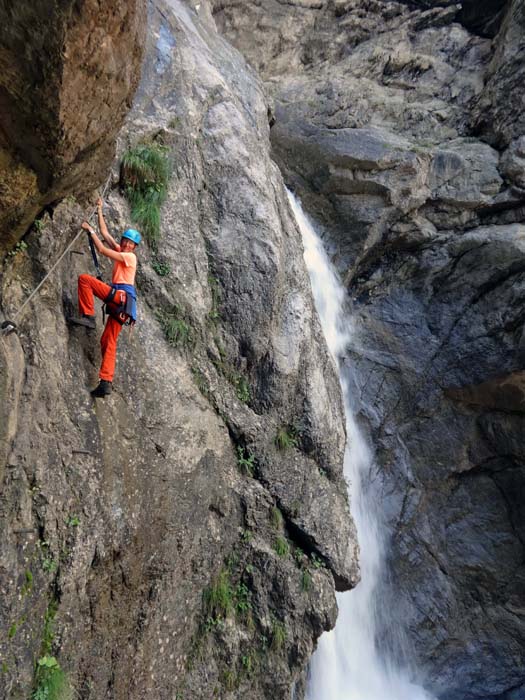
top-left (156, 306), bottom-right (193, 349)
top-left (203, 568), bottom-right (234, 619)
top-left (32, 600), bottom-right (72, 700)
top-left (236, 446), bottom-right (255, 477)
top-left (32, 656), bottom-right (72, 700)
top-left (270, 618), bottom-right (287, 651)
top-left (275, 425), bottom-right (298, 451)
top-left (274, 536), bottom-right (289, 557)
top-left (121, 142), bottom-right (170, 248)
top-left (269, 506), bottom-right (283, 530)
top-left (152, 258), bottom-right (171, 277)
top-left (5, 240), bottom-right (28, 262)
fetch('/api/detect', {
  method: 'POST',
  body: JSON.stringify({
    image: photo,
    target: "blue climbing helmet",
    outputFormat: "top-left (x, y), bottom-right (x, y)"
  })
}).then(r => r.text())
top-left (121, 228), bottom-right (142, 245)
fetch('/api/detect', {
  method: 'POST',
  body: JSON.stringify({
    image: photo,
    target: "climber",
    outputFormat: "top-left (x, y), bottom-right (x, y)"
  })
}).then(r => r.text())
top-left (68, 198), bottom-right (140, 398)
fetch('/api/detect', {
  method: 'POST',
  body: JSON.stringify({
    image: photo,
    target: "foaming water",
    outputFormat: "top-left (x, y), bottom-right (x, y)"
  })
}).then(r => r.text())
top-left (287, 190), bottom-right (433, 700)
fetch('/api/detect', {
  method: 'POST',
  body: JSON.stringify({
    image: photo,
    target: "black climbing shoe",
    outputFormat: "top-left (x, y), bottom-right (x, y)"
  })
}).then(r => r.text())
top-left (68, 314), bottom-right (96, 329)
top-left (90, 380), bottom-right (112, 398)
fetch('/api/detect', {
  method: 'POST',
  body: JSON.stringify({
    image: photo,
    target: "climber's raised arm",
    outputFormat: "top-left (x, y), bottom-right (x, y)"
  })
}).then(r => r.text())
top-left (96, 198), bottom-right (119, 250)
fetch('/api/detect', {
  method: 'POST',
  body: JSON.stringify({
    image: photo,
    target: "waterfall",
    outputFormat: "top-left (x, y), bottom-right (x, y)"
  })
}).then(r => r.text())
top-left (287, 190), bottom-right (434, 700)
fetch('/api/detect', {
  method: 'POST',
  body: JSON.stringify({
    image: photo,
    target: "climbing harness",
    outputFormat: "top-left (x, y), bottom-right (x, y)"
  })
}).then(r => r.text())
top-left (102, 286), bottom-right (136, 327)
top-left (1, 175), bottom-right (112, 336)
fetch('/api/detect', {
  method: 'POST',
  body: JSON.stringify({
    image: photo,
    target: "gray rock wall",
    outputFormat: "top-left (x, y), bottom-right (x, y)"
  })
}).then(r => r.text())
top-left (0, 1), bottom-right (357, 699)
top-left (211, 1), bottom-right (525, 698)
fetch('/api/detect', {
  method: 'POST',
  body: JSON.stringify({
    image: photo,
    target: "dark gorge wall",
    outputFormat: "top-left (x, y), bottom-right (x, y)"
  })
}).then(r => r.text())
top-left (211, 1), bottom-right (525, 698)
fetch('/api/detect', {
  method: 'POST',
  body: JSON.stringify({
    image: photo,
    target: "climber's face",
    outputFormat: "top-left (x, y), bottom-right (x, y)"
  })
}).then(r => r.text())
top-left (120, 238), bottom-right (137, 253)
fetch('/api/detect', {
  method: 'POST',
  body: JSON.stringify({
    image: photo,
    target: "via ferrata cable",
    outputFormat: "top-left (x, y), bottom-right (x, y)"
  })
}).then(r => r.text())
top-left (1, 175), bottom-right (112, 336)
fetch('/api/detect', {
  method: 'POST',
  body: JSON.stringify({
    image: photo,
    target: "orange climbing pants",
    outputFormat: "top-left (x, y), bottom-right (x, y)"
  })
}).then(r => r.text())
top-left (78, 274), bottom-right (123, 382)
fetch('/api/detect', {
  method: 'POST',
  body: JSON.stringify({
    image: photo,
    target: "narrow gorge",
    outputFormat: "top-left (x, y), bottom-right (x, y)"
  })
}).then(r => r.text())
top-left (0, 1), bottom-right (524, 699)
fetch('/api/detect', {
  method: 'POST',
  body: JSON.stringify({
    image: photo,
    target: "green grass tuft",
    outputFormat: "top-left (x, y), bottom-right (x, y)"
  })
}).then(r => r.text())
top-left (274, 536), bottom-right (289, 557)
top-left (156, 306), bottom-right (193, 349)
top-left (121, 143), bottom-right (170, 249)
top-left (233, 375), bottom-right (250, 403)
top-left (271, 619), bottom-right (287, 651)
top-left (32, 656), bottom-right (72, 700)
top-left (42, 601), bottom-right (58, 655)
top-left (191, 367), bottom-right (209, 396)
top-left (270, 506), bottom-right (283, 530)
top-left (236, 447), bottom-right (255, 477)
top-left (275, 426), bottom-right (298, 451)
top-left (203, 569), bottom-right (234, 619)
top-left (301, 570), bottom-right (312, 592)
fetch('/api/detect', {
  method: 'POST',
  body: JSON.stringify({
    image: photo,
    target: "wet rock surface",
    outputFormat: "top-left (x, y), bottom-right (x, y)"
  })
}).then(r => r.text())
top-left (0, 1), bottom-right (357, 698)
top-left (211, 0), bottom-right (525, 698)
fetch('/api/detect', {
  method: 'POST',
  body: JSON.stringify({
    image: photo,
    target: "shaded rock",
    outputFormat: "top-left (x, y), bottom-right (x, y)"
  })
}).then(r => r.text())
top-left (0, 0), bottom-right (146, 250)
top-left (470, 0), bottom-right (525, 148)
top-left (501, 137), bottom-right (525, 190)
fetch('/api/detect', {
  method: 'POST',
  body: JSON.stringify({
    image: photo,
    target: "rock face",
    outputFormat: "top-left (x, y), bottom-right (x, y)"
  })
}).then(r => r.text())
top-left (0, 2), bottom-right (358, 699)
top-left (0, 0), bottom-right (146, 250)
top-left (211, 1), bottom-right (525, 699)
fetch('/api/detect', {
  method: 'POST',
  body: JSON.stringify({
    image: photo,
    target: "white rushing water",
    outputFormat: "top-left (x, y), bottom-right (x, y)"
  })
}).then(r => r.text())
top-left (287, 190), bottom-right (433, 700)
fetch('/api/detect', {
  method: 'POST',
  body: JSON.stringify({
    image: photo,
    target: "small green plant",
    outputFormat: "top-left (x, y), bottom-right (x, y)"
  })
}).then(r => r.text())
top-left (67, 516), bottom-right (80, 528)
top-left (235, 582), bottom-right (252, 618)
top-left (6, 240), bottom-right (28, 261)
top-left (204, 616), bottom-right (223, 634)
top-left (311, 554), bottom-right (325, 570)
top-left (42, 557), bottom-right (57, 574)
top-left (32, 656), bottom-right (72, 700)
top-left (21, 570), bottom-right (33, 596)
top-left (234, 374), bottom-right (250, 403)
top-left (211, 356), bottom-right (251, 404)
top-left (156, 307), bottom-right (193, 349)
top-left (240, 529), bottom-right (252, 543)
top-left (42, 601), bottom-right (58, 655)
top-left (203, 569), bottom-right (234, 619)
top-left (34, 218), bottom-right (44, 232)
top-left (270, 506), bottom-right (283, 530)
top-left (222, 669), bottom-right (237, 691)
top-left (191, 367), bottom-right (209, 396)
top-left (226, 551), bottom-right (239, 571)
top-left (1, 661), bottom-right (8, 674)
top-left (207, 276), bottom-right (222, 323)
top-left (301, 570), bottom-right (312, 592)
top-left (8, 622), bottom-right (17, 639)
top-left (168, 116), bottom-right (181, 129)
top-left (274, 536), bottom-right (289, 557)
top-left (152, 258), bottom-right (171, 276)
top-left (241, 654), bottom-right (253, 674)
top-left (236, 446), bottom-right (255, 477)
top-left (275, 426), bottom-right (298, 451)
top-left (271, 619), bottom-right (287, 651)
top-left (121, 142), bottom-right (170, 248)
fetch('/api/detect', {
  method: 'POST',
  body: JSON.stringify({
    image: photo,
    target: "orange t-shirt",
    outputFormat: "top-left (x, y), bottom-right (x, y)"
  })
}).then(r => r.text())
top-left (111, 251), bottom-right (137, 285)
